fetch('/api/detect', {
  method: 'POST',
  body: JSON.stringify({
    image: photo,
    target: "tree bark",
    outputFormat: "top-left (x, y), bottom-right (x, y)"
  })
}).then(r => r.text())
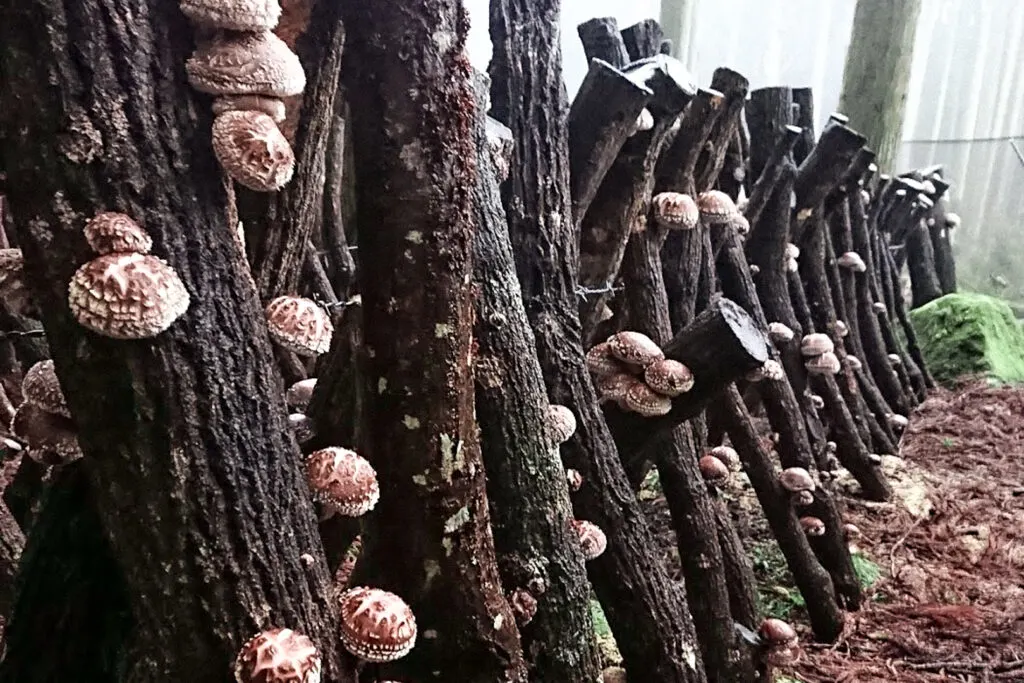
top-left (0, 1), bottom-right (343, 679)
top-left (0, 496), bottom-right (23, 620)
top-left (341, 2), bottom-right (527, 679)
top-left (904, 220), bottom-right (943, 309)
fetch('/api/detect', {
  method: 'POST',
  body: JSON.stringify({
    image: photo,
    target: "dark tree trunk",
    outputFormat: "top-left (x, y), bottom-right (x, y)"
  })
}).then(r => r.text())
top-left (490, 2), bottom-right (707, 680)
top-left (930, 218), bottom-right (957, 294)
top-left (904, 220), bottom-right (943, 309)
top-left (341, 2), bottom-right (527, 680)
top-left (321, 114), bottom-right (357, 298)
top-left (696, 68), bottom-right (749, 192)
top-left (0, 497), bottom-right (22, 619)
top-left (0, 1), bottom-right (343, 679)
top-left (471, 81), bottom-right (601, 681)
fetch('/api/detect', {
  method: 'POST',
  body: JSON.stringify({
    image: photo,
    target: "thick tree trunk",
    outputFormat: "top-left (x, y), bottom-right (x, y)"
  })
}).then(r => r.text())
top-left (0, 2), bottom-right (343, 680)
top-left (905, 220), bottom-right (943, 308)
top-left (490, 3), bottom-right (707, 681)
top-left (340, 2), bottom-right (527, 680)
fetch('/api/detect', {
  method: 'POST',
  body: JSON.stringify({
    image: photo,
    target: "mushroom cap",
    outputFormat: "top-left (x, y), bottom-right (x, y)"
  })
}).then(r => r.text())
top-left (799, 516), bottom-right (826, 536)
top-left (305, 447), bottom-right (379, 516)
top-left (698, 454), bottom-right (730, 482)
top-left (586, 342), bottom-right (633, 378)
top-left (809, 394), bottom-right (825, 410)
top-left (800, 333), bottom-right (834, 357)
top-left (286, 378), bottom-right (317, 411)
top-left (181, 0), bottom-right (282, 31)
top-left (598, 303), bottom-right (615, 322)
top-left (22, 360), bottom-right (71, 418)
top-left (651, 192), bottom-right (699, 230)
top-left (68, 252), bottom-right (190, 340)
top-left (868, 452), bottom-right (883, 464)
top-left (749, 263), bottom-right (760, 275)
top-left (83, 212), bottom-right (153, 256)
top-left (338, 586), bottom-right (417, 663)
top-left (265, 295), bottom-right (334, 357)
top-left (213, 94), bottom-right (288, 123)
top-left (509, 588), bottom-right (538, 626)
top-left (565, 468), bottom-right (583, 492)
top-left (547, 404), bottom-right (577, 444)
top-left (791, 489), bottom-right (815, 506)
top-left (759, 617), bottom-right (798, 645)
top-left (186, 31), bottom-right (305, 98)
top-left (709, 445), bottom-right (740, 469)
top-left (643, 358), bottom-right (694, 397)
top-left (834, 320), bottom-right (848, 337)
top-left (784, 243), bottom-right (800, 260)
top-left (632, 108), bottom-right (654, 133)
top-left (873, 301), bottom-right (887, 313)
top-left (843, 523), bottom-right (862, 538)
top-left (945, 212), bottom-right (961, 228)
top-left (837, 251), bottom-right (867, 272)
top-left (594, 372), bottom-right (638, 403)
top-left (805, 351), bottom-right (841, 375)
top-left (887, 353), bottom-right (902, 366)
top-left (233, 628), bottom-right (322, 683)
top-left (571, 519), bottom-right (607, 560)
top-left (623, 381), bottom-right (673, 417)
top-left (889, 413), bottom-right (909, 429)
top-left (747, 359), bottom-right (784, 382)
top-left (212, 110), bottom-right (295, 192)
top-left (768, 322), bottom-right (795, 344)
top-left (826, 440), bottom-right (837, 453)
top-left (845, 355), bottom-right (863, 371)
top-left (0, 248), bottom-right (35, 317)
top-left (726, 211), bottom-right (750, 236)
top-left (779, 467), bottom-right (815, 493)
top-left (11, 402), bottom-right (82, 466)
top-left (860, 188), bottom-right (871, 204)
top-left (288, 413), bottom-right (316, 444)
top-left (785, 257), bottom-right (799, 273)
top-left (602, 667), bottom-right (628, 683)
top-left (606, 331), bottom-right (664, 368)
top-left (696, 190), bottom-right (738, 223)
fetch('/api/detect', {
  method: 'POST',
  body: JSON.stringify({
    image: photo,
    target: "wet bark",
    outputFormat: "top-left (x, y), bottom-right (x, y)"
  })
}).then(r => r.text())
top-left (341, 2), bottom-right (527, 679)
top-left (0, 1), bottom-right (343, 679)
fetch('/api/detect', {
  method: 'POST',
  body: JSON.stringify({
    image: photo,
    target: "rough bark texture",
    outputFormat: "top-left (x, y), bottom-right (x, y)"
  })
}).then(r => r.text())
top-left (0, 497), bottom-right (22, 619)
top-left (490, 2), bottom-right (707, 680)
top-left (0, 2), bottom-right (342, 680)
top-left (340, 2), bottom-right (527, 679)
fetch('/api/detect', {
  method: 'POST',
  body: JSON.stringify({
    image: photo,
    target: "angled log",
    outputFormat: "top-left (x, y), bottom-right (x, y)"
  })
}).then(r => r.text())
top-left (621, 18), bottom-right (665, 61)
top-left (792, 123), bottom-right (867, 241)
top-left (904, 218), bottom-right (943, 309)
top-left (791, 87), bottom-right (816, 166)
top-left (656, 88), bottom-right (726, 194)
top-left (696, 68), bottom-right (750, 192)
top-left (577, 17), bottom-right (631, 68)
top-left (744, 123), bottom-right (802, 226)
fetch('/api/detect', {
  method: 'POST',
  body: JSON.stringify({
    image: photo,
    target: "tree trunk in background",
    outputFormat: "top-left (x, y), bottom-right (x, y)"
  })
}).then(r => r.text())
top-left (340, 2), bottom-right (528, 680)
top-left (1, 2), bottom-right (346, 681)
top-left (838, 0), bottom-right (922, 171)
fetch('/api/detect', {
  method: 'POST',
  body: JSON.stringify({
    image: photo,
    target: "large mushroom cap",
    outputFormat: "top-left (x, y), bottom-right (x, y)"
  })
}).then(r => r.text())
top-left (586, 341), bottom-right (632, 378)
top-left (547, 404), bottom-right (577, 444)
top-left (805, 351), bottom-right (841, 375)
top-left (181, 0), bottom-right (282, 31)
top-left (696, 190), bottom-right (738, 223)
top-left (623, 381), bottom-right (672, 417)
top-left (265, 295), bottom-right (333, 357)
top-left (212, 110), bottom-right (295, 192)
top-left (11, 402), bottom-right (82, 465)
top-left (800, 333), bottom-right (834, 357)
top-left (698, 455), bottom-right (730, 482)
top-left (767, 322), bottom-right (795, 344)
top-left (186, 31), bottom-right (305, 98)
top-left (651, 192), bottom-right (699, 230)
top-left (68, 252), bottom-right (190, 340)
top-left (759, 617), bottom-right (798, 646)
top-left (22, 360), bottom-right (71, 418)
top-left (338, 587), bottom-right (417, 663)
top-left (0, 248), bottom-right (34, 317)
top-left (709, 445), bottom-right (740, 469)
top-left (571, 519), bottom-right (607, 560)
top-left (779, 467), bottom-right (815, 493)
top-left (233, 628), bottom-right (322, 683)
top-left (83, 212), bottom-right (153, 256)
top-left (643, 358), bottom-right (694, 397)
top-left (286, 378), bottom-right (317, 412)
top-left (305, 447), bottom-right (379, 517)
top-left (606, 331), bottom-right (664, 369)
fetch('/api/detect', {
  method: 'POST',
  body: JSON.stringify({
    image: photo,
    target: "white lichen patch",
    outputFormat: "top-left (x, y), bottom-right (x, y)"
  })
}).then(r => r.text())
top-left (405, 230), bottom-right (423, 244)
top-left (403, 415), bottom-right (421, 430)
top-left (493, 614), bottom-right (504, 631)
top-left (435, 323), bottom-right (453, 338)
top-left (424, 559), bottom-right (441, 587)
top-left (443, 506), bottom-right (470, 534)
top-left (683, 644), bottom-right (698, 670)
top-left (378, 377), bottom-right (387, 394)
top-left (412, 473), bottom-right (428, 486)
top-left (440, 433), bottom-right (465, 482)
top-left (442, 536), bottom-right (454, 557)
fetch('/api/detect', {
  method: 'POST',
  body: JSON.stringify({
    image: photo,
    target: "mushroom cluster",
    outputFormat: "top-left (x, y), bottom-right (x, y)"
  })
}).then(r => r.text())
top-left (586, 331), bottom-right (693, 417)
top-left (800, 333), bottom-right (840, 376)
top-left (180, 0), bottom-right (303, 192)
top-left (779, 466), bottom-right (816, 508)
top-left (699, 445), bottom-right (740, 486)
top-left (234, 628), bottom-right (322, 683)
top-left (784, 242), bottom-right (800, 273)
top-left (68, 212), bottom-right (190, 340)
top-left (11, 360), bottom-right (83, 466)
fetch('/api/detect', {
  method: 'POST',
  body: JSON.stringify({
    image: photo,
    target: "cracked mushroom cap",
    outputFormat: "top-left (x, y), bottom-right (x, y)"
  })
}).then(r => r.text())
top-left (547, 404), bottom-right (577, 444)
top-left (213, 94), bottom-right (288, 123)
top-left (305, 447), bottom-right (379, 517)
top-left (288, 413), bottom-right (316, 444)
top-left (571, 519), bottom-right (607, 560)
top-left (586, 341), bottom-right (633, 378)
top-left (760, 617), bottom-right (798, 646)
top-left (785, 243), bottom-right (800, 260)
top-left (338, 586), bottom-right (417, 663)
top-left (799, 333), bottom-right (834, 357)
top-left (22, 360), bottom-right (70, 418)
top-left (265, 295), bottom-right (334, 357)
top-left (779, 467), bottom-right (815, 493)
top-left (791, 489), bottom-right (815, 506)
top-left (186, 31), bottom-right (305, 98)
top-left (595, 372), bottom-right (640, 404)
top-left (710, 445), bottom-right (740, 469)
top-left (286, 378), bottom-right (317, 412)
top-left (696, 190), bottom-right (738, 224)
top-left (83, 212), bottom-right (153, 256)
top-left (68, 252), bottom-right (190, 340)
top-left (799, 516), bottom-right (826, 536)
top-left (651, 192), bottom-right (699, 230)
top-left (623, 381), bottom-right (672, 417)
top-left (805, 351), bottom-right (841, 375)
top-left (834, 320), bottom-right (848, 337)
top-left (767, 322), bottom-right (794, 344)
top-left (182, 0), bottom-right (282, 31)
top-left (0, 248), bottom-right (35, 317)
top-left (212, 110), bottom-right (295, 192)
top-left (565, 468), bottom-right (583, 492)
top-left (233, 628), bottom-right (321, 683)
top-left (845, 355), bottom-right (863, 372)
top-left (643, 358), bottom-right (694, 397)
top-left (837, 251), bottom-right (867, 272)
top-left (11, 402), bottom-right (82, 466)
top-left (606, 331), bottom-right (664, 369)
top-left (698, 454), bottom-right (730, 482)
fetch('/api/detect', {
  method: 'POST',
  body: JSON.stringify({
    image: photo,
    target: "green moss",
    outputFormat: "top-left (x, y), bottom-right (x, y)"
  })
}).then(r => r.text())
top-left (910, 292), bottom-right (1024, 385)
top-left (590, 599), bottom-right (622, 666)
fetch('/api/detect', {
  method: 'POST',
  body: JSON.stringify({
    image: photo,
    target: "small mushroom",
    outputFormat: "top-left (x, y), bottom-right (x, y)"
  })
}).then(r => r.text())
top-left (509, 588), bottom-right (538, 627)
top-left (68, 252), bottom-right (190, 340)
top-left (845, 355), bottom-right (863, 372)
top-left (860, 188), bottom-right (871, 204)
top-left (651, 192), bottom-right (699, 230)
top-left (212, 110), bottom-right (295, 192)
top-left (791, 489), bottom-right (815, 507)
top-left (868, 452), bottom-right (883, 465)
top-left (799, 516), bottom-right (826, 537)
top-left (11, 402), bottom-right (82, 466)
top-left (286, 378), bottom-right (317, 411)
top-left (726, 211), bottom-right (750, 236)
top-left (186, 31), bottom-right (305, 98)
top-left (565, 468), bottom-right (583, 492)
top-left (834, 319), bottom-right (848, 337)
top-left (213, 94), bottom-right (288, 123)
top-left (83, 212), bottom-right (153, 256)
top-left (586, 342), bottom-right (632, 378)
top-left (338, 586), bottom-right (417, 663)
top-left (696, 190), bottom-right (738, 224)
top-left (305, 447), bottom-right (379, 517)
top-left (288, 413), bottom-right (316, 444)
top-left (784, 243), bottom-right (800, 260)
top-left (779, 467), bottom-right (815, 493)
top-left (746, 359), bottom-right (784, 382)
top-left (598, 303), bottom-right (615, 322)
top-left (843, 523), bottom-right (862, 538)
top-left (265, 295), bottom-right (334, 357)
top-left (233, 628), bottom-right (321, 683)
top-left (805, 351), bottom-right (841, 375)
top-left (709, 445), bottom-right (740, 469)
top-left (767, 322), bottom-right (795, 344)
top-left (837, 251), bottom-right (867, 272)
top-left (945, 212), bottom-right (961, 228)
top-left (888, 413), bottom-right (909, 430)
top-left (606, 331), bottom-right (664, 369)
top-left (759, 617), bottom-right (798, 647)
top-left (643, 358), bottom-right (694, 397)
top-left (826, 440), bottom-right (837, 454)
top-left (547, 404), bottom-right (577, 444)
top-left (749, 263), bottom-right (760, 276)
top-left (699, 455), bottom-right (730, 483)
top-left (623, 381), bottom-right (672, 417)
top-left (800, 333), bottom-right (834, 357)
top-left (809, 395), bottom-right (825, 410)
top-left (873, 301), bottom-right (887, 313)
top-left (785, 257), bottom-right (799, 273)
top-left (887, 353), bottom-right (902, 366)
top-left (22, 360), bottom-right (70, 418)
top-left (571, 519), bottom-right (607, 560)
top-left (181, 0), bottom-right (282, 31)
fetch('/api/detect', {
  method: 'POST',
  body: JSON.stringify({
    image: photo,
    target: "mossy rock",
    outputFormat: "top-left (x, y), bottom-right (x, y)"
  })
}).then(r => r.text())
top-left (910, 292), bottom-right (1024, 385)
